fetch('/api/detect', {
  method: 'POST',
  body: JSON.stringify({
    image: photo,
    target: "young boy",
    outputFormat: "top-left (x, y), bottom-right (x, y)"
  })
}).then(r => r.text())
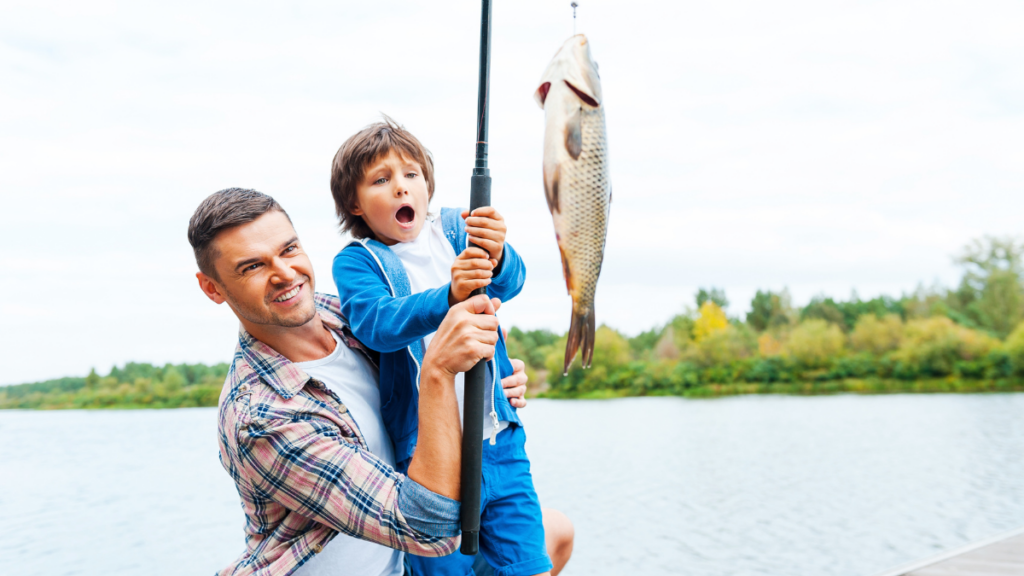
top-left (329, 118), bottom-right (553, 576)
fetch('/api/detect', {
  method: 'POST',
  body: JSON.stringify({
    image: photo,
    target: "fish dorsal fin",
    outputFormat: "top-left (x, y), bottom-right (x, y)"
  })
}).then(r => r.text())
top-left (565, 106), bottom-right (582, 160)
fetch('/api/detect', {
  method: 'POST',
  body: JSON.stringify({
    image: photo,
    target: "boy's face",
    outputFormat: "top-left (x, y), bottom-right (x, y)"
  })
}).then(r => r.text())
top-left (352, 150), bottom-right (429, 246)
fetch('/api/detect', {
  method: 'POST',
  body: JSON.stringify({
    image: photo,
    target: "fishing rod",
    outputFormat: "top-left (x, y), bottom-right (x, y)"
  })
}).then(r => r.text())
top-left (460, 0), bottom-right (493, 557)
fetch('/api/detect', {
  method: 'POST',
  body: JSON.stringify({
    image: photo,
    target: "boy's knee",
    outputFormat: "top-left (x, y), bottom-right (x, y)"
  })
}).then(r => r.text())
top-left (541, 508), bottom-right (574, 574)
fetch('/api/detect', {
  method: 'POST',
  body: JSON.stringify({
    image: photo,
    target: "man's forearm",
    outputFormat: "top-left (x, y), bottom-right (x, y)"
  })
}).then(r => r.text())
top-left (406, 364), bottom-right (462, 500)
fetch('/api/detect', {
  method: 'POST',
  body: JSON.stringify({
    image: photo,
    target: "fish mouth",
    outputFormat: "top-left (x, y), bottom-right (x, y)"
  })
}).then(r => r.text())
top-left (395, 205), bottom-right (416, 228)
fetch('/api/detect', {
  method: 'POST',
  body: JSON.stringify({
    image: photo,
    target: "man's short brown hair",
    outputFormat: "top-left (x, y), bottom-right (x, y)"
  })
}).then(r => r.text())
top-left (187, 188), bottom-right (289, 280)
top-left (330, 116), bottom-right (435, 239)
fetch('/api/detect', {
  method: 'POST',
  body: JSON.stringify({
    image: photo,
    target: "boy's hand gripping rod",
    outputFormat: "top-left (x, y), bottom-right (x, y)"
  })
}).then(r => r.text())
top-left (460, 0), bottom-right (493, 557)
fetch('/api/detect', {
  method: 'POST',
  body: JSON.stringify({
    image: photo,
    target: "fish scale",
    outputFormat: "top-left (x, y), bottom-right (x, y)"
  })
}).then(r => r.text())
top-left (560, 107), bottom-right (609, 322)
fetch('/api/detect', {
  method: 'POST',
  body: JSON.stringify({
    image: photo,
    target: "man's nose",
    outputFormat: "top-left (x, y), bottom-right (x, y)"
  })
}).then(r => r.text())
top-left (269, 258), bottom-right (297, 284)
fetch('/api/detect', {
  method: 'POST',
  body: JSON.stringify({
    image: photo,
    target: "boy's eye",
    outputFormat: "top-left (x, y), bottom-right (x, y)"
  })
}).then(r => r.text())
top-left (405, 172), bottom-right (418, 179)
top-left (374, 177), bottom-right (387, 185)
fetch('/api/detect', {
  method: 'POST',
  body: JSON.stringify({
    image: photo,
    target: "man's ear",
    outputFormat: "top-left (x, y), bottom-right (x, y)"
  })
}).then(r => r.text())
top-left (197, 272), bottom-right (226, 305)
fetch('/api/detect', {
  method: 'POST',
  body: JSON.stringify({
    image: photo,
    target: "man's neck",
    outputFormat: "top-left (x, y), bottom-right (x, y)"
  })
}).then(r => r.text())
top-left (243, 314), bottom-right (337, 363)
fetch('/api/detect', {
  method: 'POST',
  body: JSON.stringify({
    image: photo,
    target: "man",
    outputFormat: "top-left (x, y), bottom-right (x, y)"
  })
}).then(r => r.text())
top-left (188, 188), bottom-right (572, 576)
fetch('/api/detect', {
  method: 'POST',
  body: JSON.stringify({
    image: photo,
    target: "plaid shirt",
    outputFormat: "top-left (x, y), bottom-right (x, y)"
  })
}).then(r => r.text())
top-left (216, 293), bottom-right (460, 576)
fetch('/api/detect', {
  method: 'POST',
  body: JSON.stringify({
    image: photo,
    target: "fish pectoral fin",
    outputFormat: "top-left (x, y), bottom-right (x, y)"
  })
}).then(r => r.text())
top-left (544, 164), bottom-right (560, 214)
top-left (559, 246), bottom-right (572, 295)
top-left (565, 107), bottom-right (583, 160)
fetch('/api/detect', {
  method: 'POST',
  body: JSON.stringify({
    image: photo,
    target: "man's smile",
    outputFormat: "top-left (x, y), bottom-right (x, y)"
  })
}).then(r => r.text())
top-left (272, 281), bottom-right (305, 303)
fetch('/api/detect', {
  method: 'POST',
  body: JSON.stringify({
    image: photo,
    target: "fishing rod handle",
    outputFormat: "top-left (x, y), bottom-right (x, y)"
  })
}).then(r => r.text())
top-left (460, 171), bottom-right (492, 556)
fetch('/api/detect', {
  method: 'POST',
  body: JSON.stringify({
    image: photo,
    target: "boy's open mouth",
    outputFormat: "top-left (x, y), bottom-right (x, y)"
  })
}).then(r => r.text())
top-left (396, 205), bottom-right (415, 225)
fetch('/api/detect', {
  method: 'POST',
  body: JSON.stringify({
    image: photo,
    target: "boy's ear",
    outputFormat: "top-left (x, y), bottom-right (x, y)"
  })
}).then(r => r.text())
top-left (350, 201), bottom-right (364, 217)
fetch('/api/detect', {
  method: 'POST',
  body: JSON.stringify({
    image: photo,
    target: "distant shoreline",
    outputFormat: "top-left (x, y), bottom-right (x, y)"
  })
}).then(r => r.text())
top-left (538, 377), bottom-right (1024, 400)
top-left (4, 376), bottom-right (1023, 410)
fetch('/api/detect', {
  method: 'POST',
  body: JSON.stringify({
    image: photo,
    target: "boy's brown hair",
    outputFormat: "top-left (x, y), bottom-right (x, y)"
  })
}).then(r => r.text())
top-left (330, 116), bottom-right (435, 239)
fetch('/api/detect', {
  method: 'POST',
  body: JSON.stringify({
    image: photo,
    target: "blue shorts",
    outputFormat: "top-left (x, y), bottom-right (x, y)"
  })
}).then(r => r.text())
top-left (406, 425), bottom-right (552, 576)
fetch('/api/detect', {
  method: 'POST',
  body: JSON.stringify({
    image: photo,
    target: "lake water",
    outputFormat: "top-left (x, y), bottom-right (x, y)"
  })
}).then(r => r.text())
top-left (2, 394), bottom-right (1024, 576)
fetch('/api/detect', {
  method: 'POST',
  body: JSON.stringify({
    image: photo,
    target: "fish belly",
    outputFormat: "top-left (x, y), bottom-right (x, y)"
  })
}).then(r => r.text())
top-left (557, 107), bottom-right (610, 315)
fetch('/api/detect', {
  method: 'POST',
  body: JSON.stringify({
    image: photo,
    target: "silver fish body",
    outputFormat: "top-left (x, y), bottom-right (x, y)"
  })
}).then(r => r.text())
top-left (535, 34), bottom-right (611, 375)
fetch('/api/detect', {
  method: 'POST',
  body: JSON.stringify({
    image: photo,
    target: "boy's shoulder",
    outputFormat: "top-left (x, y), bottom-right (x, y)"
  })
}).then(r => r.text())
top-left (333, 240), bottom-right (385, 278)
top-left (334, 239), bottom-right (373, 261)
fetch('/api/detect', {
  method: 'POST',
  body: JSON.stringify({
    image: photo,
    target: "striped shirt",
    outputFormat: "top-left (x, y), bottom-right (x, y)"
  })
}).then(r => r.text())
top-left (216, 293), bottom-right (460, 576)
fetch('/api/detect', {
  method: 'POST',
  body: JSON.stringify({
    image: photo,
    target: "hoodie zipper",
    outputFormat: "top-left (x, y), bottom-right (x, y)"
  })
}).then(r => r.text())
top-left (489, 358), bottom-right (500, 445)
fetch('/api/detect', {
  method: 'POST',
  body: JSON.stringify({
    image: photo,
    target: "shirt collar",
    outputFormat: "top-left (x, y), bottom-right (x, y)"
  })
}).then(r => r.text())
top-left (235, 293), bottom-right (369, 399)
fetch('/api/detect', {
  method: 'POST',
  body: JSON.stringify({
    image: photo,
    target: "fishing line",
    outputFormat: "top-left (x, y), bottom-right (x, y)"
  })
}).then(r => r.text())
top-left (571, 2), bottom-right (578, 35)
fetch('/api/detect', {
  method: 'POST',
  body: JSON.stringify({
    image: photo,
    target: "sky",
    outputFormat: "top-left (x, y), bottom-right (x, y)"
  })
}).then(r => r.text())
top-left (1, 0), bottom-right (1023, 385)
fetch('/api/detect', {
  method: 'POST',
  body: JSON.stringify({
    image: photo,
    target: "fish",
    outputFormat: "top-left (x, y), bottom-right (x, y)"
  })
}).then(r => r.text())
top-left (534, 34), bottom-right (611, 375)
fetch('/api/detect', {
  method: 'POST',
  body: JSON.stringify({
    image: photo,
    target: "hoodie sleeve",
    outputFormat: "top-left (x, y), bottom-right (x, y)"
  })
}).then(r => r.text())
top-left (333, 247), bottom-right (451, 353)
top-left (486, 241), bottom-right (526, 303)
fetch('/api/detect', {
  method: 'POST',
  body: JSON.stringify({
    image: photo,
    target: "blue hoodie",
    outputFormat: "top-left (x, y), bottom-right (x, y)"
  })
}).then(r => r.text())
top-left (332, 208), bottom-right (526, 469)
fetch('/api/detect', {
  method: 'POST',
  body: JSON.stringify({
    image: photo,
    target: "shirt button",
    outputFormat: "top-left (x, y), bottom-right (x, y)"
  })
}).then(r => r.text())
top-left (312, 544), bottom-right (323, 554)
top-left (239, 384), bottom-right (249, 392)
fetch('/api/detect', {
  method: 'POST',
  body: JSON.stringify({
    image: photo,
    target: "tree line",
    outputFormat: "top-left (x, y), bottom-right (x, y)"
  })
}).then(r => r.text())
top-left (506, 236), bottom-right (1024, 398)
top-left (5, 236), bottom-right (1024, 409)
top-left (0, 362), bottom-right (228, 409)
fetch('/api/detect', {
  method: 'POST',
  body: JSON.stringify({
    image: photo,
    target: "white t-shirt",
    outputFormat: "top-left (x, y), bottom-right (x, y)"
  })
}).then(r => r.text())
top-left (388, 216), bottom-right (509, 440)
top-left (293, 331), bottom-right (403, 576)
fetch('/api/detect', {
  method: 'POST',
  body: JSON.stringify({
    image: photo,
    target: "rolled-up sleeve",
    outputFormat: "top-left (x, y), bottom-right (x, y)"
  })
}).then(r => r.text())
top-left (397, 477), bottom-right (461, 537)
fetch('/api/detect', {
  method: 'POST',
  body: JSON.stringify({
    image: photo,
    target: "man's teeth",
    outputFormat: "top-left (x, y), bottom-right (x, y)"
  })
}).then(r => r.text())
top-left (275, 285), bottom-right (301, 302)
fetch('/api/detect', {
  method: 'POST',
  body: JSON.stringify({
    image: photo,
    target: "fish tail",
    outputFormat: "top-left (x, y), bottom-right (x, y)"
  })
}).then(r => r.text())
top-left (563, 305), bottom-right (597, 375)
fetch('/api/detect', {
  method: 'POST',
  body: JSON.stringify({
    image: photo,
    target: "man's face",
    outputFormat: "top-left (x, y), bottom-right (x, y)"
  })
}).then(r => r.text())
top-left (352, 150), bottom-right (430, 246)
top-left (201, 211), bottom-right (317, 330)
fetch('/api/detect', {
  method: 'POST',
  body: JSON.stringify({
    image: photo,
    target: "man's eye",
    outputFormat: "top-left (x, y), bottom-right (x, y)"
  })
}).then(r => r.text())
top-left (284, 245), bottom-right (296, 254)
top-left (243, 263), bottom-right (261, 273)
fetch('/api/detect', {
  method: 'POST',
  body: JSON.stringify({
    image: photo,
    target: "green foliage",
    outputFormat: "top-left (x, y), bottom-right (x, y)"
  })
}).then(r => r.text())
top-left (747, 290), bottom-right (792, 332)
top-left (0, 362), bottom-right (229, 410)
top-left (800, 297), bottom-right (846, 329)
top-left (628, 326), bottom-right (662, 357)
top-left (1004, 322), bottom-right (1024, 376)
top-left (696, 287), bottom-right (729, 309)
top-left (785, 319), bottom-right (846, 368)
top-left (537, 294), bottom-right (1024, 400)
top-left (850, 314), bottom-right (903, 355)
top-left (801, 294), bottom-right (906, 332)
top-left (891, 317), bottom-right (998, 379)
top-left (947, 236), bottom-right (1024, 337)
top-left (685, 324), bottom-right (756, 368)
